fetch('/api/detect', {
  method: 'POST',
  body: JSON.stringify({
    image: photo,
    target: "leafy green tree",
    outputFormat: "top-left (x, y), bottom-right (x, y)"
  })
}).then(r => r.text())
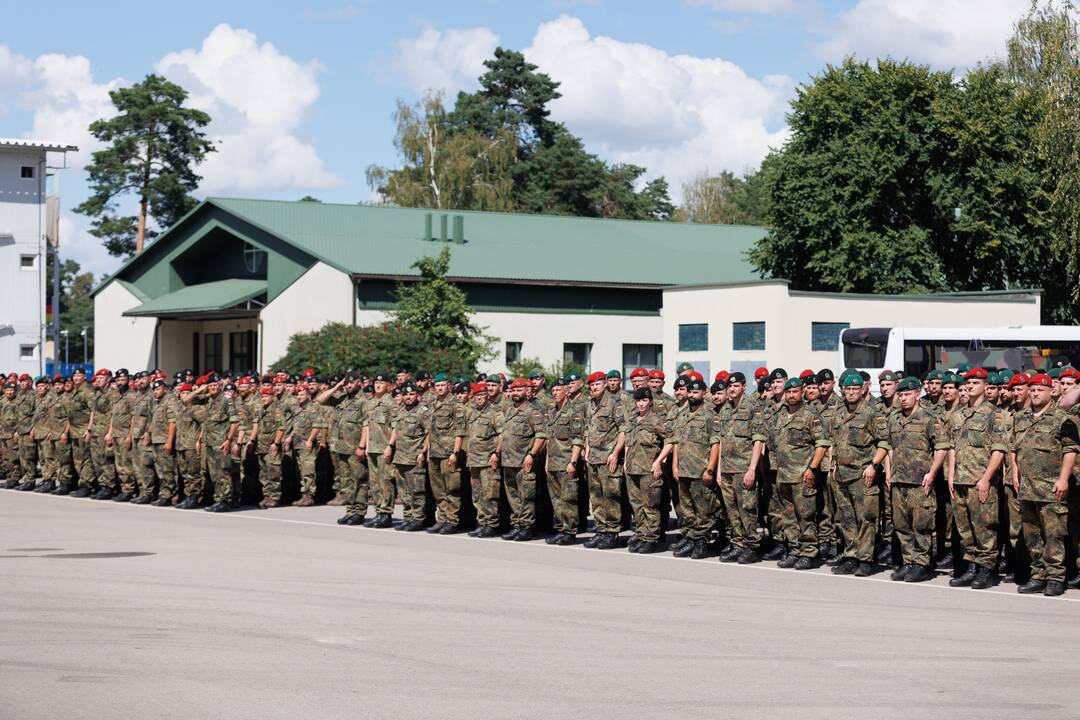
top-left (74, 74), bottom-right (215, 257)
top-left (390, 247), bottom-right (495, 369)
top-left (47, 259), bottom-right (95, 363)
top-left (679, 169), bottom-right (767, 225)
top-left (507, 356), bottom-right (586, 387)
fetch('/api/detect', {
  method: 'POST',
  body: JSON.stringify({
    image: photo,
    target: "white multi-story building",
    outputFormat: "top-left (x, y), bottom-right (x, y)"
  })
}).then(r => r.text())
top-left (0, 138), bottom-right (77, 375)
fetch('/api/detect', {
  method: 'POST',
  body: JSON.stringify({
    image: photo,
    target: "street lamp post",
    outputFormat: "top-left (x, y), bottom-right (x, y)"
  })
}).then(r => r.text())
top-left (60, 329), bottom-right (69, 367)
top-left (81, 327), bottom-right (88, 367)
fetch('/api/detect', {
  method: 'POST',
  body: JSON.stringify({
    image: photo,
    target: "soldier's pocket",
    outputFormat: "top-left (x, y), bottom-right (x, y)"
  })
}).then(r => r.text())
top-left (483, 470), bottom-right (502, 502)
top-left (645, 476), bottom-right (663, 508)
top-left (1049, 502), bottom-right (1069, 537)
top-left (517, 470), bottom-right (536, 501)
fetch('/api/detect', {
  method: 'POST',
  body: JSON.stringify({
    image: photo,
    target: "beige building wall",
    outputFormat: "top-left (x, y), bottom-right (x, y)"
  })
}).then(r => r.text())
top-left (261, 262), bottom-right (353, 369)
top-left (661, 281), bottom-right (1042, 381)
top-left (93, 281), bottom-right (157, 372)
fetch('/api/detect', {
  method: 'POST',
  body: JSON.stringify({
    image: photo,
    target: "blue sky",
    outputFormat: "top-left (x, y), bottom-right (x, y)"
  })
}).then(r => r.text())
top-left (2, 0), bottom-right (1028, 277)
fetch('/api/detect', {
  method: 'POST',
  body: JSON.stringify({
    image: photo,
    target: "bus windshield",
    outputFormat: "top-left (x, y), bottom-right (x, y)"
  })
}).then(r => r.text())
top-left (841, 328), bottom-right (889, 368)
top-left (903, 340), bottom-right (1080, 376)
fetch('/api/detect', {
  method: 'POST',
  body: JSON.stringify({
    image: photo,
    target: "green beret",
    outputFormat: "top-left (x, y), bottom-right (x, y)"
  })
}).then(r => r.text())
top-left (565, 372), bottom-right (582, 382)
top-left (941, 372), bottom-right (960, 387)
top-left (956, 363), bottom-right (972, 374)
top-left (1048, 367), bottom-right (1062, 379)
top-left (433, 373), bottom-right (449, 383)
top-left (897, 376), bottom-right (922, 392)
top-left (878, 371), bottom-right (898, 382)
top-left (840, 373), bottom-right (864, 388)
top-left (527, 369), bottom-right (544, 379)
top-left (999, 370), bottom-right (1015, 382)
top-left (606, 369), bottom-right (622, 379)
top-left (782, 377), bottom-right (803, 391)
top-left (676, 362), bottom-right (694, 373)
top-left (925, 370), bottom-right (942, 382)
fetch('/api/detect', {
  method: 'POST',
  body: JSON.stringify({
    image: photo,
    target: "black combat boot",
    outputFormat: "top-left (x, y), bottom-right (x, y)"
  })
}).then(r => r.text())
top-left (949, 563), bottom-right (977, 587)
top-left (1017, 579), bottom-right (1046, 594)
top-left (970, 565), bottom-right (993, 590)
top-left (905, 565), bottom-right (933, 583)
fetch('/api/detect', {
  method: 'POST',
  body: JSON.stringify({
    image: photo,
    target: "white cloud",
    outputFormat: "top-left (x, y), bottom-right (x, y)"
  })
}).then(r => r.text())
top-left (59, 212), bottom-right (122, 280)
top-left (393, 26), bottom-right (499, 97)
top-left (156, 23), bottom-right (341, 194)
top-left (817, 0), bottom-right (1028, 69)
top-left (523, 16), bottom-right (792, 189)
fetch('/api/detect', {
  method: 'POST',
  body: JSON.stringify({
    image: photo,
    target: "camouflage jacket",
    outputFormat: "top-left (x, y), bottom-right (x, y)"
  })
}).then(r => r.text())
top-left (887, 406), bottom-right (951, 486)
top-left (624, 409), bottom-right (672, 475)
top-left (198, 394), bottom-right (239, 447)
top-left (949, 400), bottom-right (1011, 486)
top-left (365, 394), bottom-right (395, 454)
top-left (131, 391), bottom-right (154, 438)
top-left (328, 394), bottom-right (366, 454)
top-left (253, 401), bottom-right (285, 450)
top-left (31, 392), bottom-right (53, 437)
top-left (500, 400), bottom-right (547, 468)
top-left (465, 403), bottom-right (503, 468)
top-left (827, 400), bottom-right (890, 483)
top-left (14, 392), bottom-right (35, 434)
top-left (1013, 405), bottom-right (1080, 503)
top-left (545, 399), bottom-right (585, 468)
top-left (148, 394), bottom-right (177, 445)
top-left (109, 389), bottom-right (135, 436)
top-left (428, 395), bottom-right (466, 458)
top-left (0, 399), bottom-right (17, 438)
top-left (174, 400), bottom-right (200, 451)
top-left (766, 402), bottom-right (828, 484)
top-left (48, 393), bottom-right (71, 436)
top-left (67, 383), bottom-right (94, 434)
top-left (672, 402), bottom-right (720, 479)
top-left (90, 387), bottom-right (117, 437)
top-left (717, 394), bottom-right (766, 474)
top-left (391, 402), bottom-right (431, 465)
top-left (585, 393), bottom-right (626, 460)
top-left (290, 401), bottom-right (323, 446)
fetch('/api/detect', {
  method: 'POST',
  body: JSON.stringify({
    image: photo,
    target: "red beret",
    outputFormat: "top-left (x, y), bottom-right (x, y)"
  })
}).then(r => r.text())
top-left (195, 375), bottom-right (208, 386)
top-left (94, 368), bottom-right (111, 377)
top-left (799, 369), bottom-right (815, 380)
top-left (688, 371), bottom-right (704, 382)
top-left (6, 373), bottom-right (16, 380)
top-left (587, 371), bottom-right (606, 384)
top-left (629, 367), bottom-right (649, 379)
top-left (302, 368), bottom-right (316, 378)
top-left (1007, 374), bottom-right (1027, 388)
top-left (649, 369), bottom-right (665, 380)
top-left (754, 367), bottom-right (769, 380)
top-left (260, 386), bottom-right (275, 396)
top-left (715, 370), bottom-right (730, 382)
top-left (509, 377), bottom-right (531, 389)
top-left (964, 367), bottom-right (988, 380)
top-left (1029, 373), bottom-right (1053, 387)
top-left (272, 377), bottom-right (285, 385)
top-left (1061, 368), bottom-right (1077, 379)
top-left (878, 369), bottom-right (893, 379)
top-left (18, 373), bottom-right (32, 381)
top-left (470, 382), bottom-right (488, 395)
top-left (177, 383), bottom-right (194, 393)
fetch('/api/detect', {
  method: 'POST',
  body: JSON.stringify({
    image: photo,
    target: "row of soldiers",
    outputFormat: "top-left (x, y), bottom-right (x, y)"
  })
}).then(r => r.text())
top-left (2, 360), bottom-right (1078, 597)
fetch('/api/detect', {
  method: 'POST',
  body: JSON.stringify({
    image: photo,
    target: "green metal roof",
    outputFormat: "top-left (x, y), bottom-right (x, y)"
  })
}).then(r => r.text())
top-left (123, 279), bottom-right (266, 317)
top-left (206, 198), bottom-right (766, 286)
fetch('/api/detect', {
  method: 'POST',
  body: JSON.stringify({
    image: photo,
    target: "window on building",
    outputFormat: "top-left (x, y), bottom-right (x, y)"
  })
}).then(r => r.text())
top-left (678, 323), bottom-right (708, 352)
top-left (203, 333), bottom-right (223, 373)
top-left (19, 254), bottom-right (35, 269)
top-left (811, 322), bottom-right (849, 352)
top-left (623, 344), bottom-right (662, 389)
top-left (505, 341), bottom-right (522, 364)
top-left (229, 331), bottom-right (253, 372)
top-left (733, 322), bottom-right (765, 351)
top-left (563, 342), bottom-right (592, 372)
top-left (19, 344), bottom-right (34, 359)
top-left (20, 166), bottom-right (34, 179)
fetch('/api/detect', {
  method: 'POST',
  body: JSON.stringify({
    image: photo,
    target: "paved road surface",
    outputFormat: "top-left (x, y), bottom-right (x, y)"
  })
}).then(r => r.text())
top-left (1, 489), bottom-right (1077, 720)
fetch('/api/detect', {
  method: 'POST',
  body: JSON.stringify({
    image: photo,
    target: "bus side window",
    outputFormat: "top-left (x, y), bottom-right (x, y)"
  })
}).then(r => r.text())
top-left (904, 342), bottom-right (931, 377)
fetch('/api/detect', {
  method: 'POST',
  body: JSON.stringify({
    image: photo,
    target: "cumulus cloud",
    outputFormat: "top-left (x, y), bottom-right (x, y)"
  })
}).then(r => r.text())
top-left (156, 24), bottom-right (341, 194)
top-left (59, 212), bottom-right (122, 280)
top-left (393, 26), bottom-right (499, 97)
top-left (817, 0), bottom-right (1027, 70)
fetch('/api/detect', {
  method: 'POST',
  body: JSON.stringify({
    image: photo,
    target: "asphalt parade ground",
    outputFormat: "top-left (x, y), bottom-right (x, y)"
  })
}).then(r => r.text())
top-left (1, 489), bottom-right (1078, 720)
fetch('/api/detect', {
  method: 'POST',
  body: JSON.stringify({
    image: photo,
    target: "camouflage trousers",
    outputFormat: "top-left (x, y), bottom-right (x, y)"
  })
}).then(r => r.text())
top-left (1022, 499), bottom-right (1068, 582)
top-left (816, 469), bottom-right (838, 545)
top-left (719, 472), bottom-right (760, 550)
top-left (258, 450), bottom-right (283, 503)
top-left (152, 445), bottom-right (178, 501)
top-left (205, 445), bottom-right (233, 504)
top-left (394, 463), bottom-right (428, 523)
top-left (665, 469), bottom-right (686, 527)
top-left (36, 438), bottom-right (54, 483)
top-left (677, 476), bottom-right (718, 540)
top-left (626, 473), bottom-right (664, 542)
top-left (16, 435), bottom-right (36, 482)
top-left (428, 455), bottom-right (463, 526)
top-left (1001, 482), bottom-right (1022, 547)
top-left (294, 447), bottom-right (318, 497)
top-left (891, 483), bottom-right (936, 567)
top-left (53, 438), bottom-right (74, 488)
top-left (469, 466), bottom-right (501, 529)
top-left (132, 442), bottom-right (156, 497)
top-left (338, 452), bottom-right (370, 519)
top-left (834, 477), bottom-right (880, 562)
top-left (587, 462), bottom-right (624, 534)
top-left (71, 435), bottom-right (94, 488)
top-left (776, 481), bottom-right (819, 558)
top-left (176, 448), bottom-right (202, 498)
top-left (503, 465), bottom-right (536, 529)
top-left (935, 474), bottom-right (954, 553)
top-left (368, 454), bottom-right (396, 515)
top-left (0, 437), bottom-right (15, 479)
top-left (952, 483), bottom-right (999, 570)
top-left (547, 470), bottom-right (581, 535)
top-left (113, 441), bottom-right (135, 495)
top-left (90, 434), bottom-right (117, 490)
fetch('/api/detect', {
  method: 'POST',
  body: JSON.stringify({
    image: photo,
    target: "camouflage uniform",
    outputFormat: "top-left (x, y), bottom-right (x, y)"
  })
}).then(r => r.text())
top-left (1013, 406), bottom-right (1079, 583)
top-left (199, 394), bottom-right (239, 505)
top-left (366, 393), bottom-right (397, 516)
top-left (253, 400), bottom-right (286, 504)
top-left (545, 400), bottom-right (585, 535)
top-left (827, 401), bottom-right (890, 563)
top-left (68, 383), bottom-right (95, 490)
top-left (90, 387), bottom-right (117, 491)
top-left (949, 401), bottom-right (1011, 569)
top-left (31, 390), bottom-right (54, 485)
top-left (332, 394), bottom-right (369, 520)
top-left (149, 393), bottom-right (178, 501)
top-left (672, 402), bottom-right (721, 541)
top-left (765, 403), bottom-right (828, 558)
top-left (174, 399), bottom-right (203, 500)
top-left (500, 400), bottom-right (547, 531)
top-left (427, 394), bottom-right (467, 526)
top-left (290, 400), bottom-right (324, 498)
top-left (131, 390), bottom-right (157, 498)
top-left (717, 395), bottom-right (766, 551)
top-left (390, 402), bottom-right (431, 524)
top-left (0, 399), bottom-right (17, 481)
top-left (49, 391), bottom-right (74, 489)
top-left (887, 407), bottom-right (951, 567)
top-left (623, 409), bottom-right (671, 543)
top-left (465, 402), bottom-right (504, 530)
top-left (109, 389), bottom-right (136, 496)
top-left (584, 393), bottom-right (626, 534)
top-left (14, 390), bottom-right (36, 483)
top-left (811, 393), bottom-right (842, 546)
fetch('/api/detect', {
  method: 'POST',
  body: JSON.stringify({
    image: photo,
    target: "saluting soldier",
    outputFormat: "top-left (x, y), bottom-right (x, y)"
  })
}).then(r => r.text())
top-left (427, 373), bottom-right (467, 533)
top-left (583, 371), bottom-right (626, 550)
top-left (384, 382), bottom-right (431, 531)
top-left (364, 373), bottom-right (396, 529)
top-left (1011, 373), bottom-right (1078, 596)
top-left (717, 372), bottom-right (766, 564)
top-left (886, 376), bottom-right (950, 583)
top-left (320, 376), bottom-right (370, 525)
top-left (623, 387), bottom-right (673, 554)
top-left (465, 382), bottom-right (504, 538)
top-left (544, 378), bottom-right (585, 545)
top-left (495, 378), bottom-right (547, 541)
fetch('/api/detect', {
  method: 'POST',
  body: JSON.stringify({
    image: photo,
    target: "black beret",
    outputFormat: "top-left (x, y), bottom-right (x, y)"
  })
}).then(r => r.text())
top-left (551, 378), bottom-right (568, 387)
top-left (710, 380), bottom-right (726, 392)
top-left (768, 368), bottom-right (788, 382)
top-left (374, 373), bottom-right (393, 382)
top-left (415, 370), bottom-right (432, 380)
top-left (673, 376), bottom-right (690, 389)
top-left (687, 379), bottom-right (708, 392)
top-left (817, 369), bottom-right (834, 382)
top-left (151, 379), bottom-right (167, 389)
top-left (400, 383), bottom-right (418, 393)
top-left (633, 387), bottom-right (653, 400)
top-left (728, 371), bottom-right (746, 384)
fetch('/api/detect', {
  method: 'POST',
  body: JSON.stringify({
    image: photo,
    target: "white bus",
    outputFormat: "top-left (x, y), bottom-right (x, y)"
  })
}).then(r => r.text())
top-left (839, 326), bottom-right (1080, 392)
